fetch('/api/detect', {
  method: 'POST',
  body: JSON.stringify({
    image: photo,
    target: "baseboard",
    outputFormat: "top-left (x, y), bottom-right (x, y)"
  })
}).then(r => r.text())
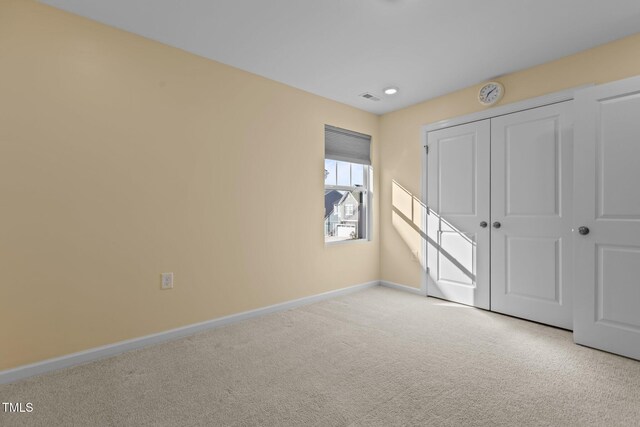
top-left (380, 280), bottom-right (427, 296)
top-left (0, 280), bottom-right (379, 385)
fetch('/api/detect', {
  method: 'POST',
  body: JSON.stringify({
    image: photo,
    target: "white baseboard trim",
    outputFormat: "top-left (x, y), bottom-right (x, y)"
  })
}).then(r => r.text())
top-left (380, 280), bottom-right (427, 296)
top-left (0, 280), bottom-right (379, 385)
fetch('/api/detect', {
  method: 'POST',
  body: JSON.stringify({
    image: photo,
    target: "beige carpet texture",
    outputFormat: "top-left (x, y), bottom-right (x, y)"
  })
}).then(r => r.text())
top-left (1, 286), bottom-right (640, 426)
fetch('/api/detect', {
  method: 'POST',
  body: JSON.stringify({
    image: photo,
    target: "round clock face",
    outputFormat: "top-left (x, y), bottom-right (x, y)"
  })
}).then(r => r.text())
top-left (478, 82), bottom-right (504, 105)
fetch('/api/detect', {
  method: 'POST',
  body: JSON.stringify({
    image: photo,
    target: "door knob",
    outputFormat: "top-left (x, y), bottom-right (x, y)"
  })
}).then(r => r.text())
top-left (493, 221), bottom-right (501, 229)
top-left (480, 221), bottom-right (488, 228)
top-left (578, 226), bottom-right (590, 235)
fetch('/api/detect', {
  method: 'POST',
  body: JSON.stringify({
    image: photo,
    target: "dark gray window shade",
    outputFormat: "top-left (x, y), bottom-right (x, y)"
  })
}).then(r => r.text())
top-left (325, 125), bottom-right (371, 165)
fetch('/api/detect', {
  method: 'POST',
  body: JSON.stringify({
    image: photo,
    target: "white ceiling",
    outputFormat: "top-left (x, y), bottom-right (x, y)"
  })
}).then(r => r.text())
top-left (40, 0), bottom-right (640, 114)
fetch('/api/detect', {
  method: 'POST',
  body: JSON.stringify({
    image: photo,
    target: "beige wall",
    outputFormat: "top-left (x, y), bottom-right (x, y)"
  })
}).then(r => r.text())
top-left (379, 32), bottom-right (640, 289)
top-left (0, 0), bottom-right (379, 371)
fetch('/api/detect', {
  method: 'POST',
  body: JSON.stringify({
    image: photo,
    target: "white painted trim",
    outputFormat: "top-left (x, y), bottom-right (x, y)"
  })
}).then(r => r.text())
top-left (0, 281), bottom-right (379, 385)
top-left (380, 280), bottom-right (427, 296)
top-left (325, 238), bottom-right (370, 246)
top-left (419, 85), bottom-right (592, 300)
top-left (421, 84), bottom-right (593, 133)
top-left (419, 139), bottom-right (428, 296)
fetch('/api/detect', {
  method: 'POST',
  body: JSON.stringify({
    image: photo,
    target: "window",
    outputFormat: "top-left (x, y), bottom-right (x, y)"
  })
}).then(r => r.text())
top-left (345, 204), bottom-right (354, 216)
top-left (324, 125), bottom-right (371, 243)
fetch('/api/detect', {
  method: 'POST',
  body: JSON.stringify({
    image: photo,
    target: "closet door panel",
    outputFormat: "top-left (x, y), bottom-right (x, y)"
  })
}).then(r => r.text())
top-left (427, 120), bottom-right (490, 309)
top-left (574, 76), bottom-right (640, 360)
top-left (490, 102), bottom-right (574, 329)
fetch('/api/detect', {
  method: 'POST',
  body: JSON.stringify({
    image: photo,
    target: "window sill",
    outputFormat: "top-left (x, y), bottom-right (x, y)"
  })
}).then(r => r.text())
top-left (325, 238), bottom-right (371, 247)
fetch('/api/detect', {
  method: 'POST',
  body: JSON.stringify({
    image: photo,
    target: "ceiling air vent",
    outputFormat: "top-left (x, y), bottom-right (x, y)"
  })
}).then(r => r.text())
top-left (359, 92), bottom-right (380, 102)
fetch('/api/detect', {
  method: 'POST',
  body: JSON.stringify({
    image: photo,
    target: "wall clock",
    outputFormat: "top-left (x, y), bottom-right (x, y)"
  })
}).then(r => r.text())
top-left (478, 81), bottom-right (504, 106)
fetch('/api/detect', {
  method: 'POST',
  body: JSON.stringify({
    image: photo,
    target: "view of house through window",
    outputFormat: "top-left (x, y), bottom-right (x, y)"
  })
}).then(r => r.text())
top-left (324, 159), bottom-right (369, 242)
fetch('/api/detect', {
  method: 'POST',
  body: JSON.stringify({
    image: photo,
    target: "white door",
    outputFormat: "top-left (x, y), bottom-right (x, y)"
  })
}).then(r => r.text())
top-left (490, 103), bottom-right (574, 329)
top-left (573, 76), bottom-right (640, 360)
top-left (427, 120), bottom-right (490, 309)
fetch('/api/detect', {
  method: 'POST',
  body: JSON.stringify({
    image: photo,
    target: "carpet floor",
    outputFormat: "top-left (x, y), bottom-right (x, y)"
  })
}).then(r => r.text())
top-left (2, 286), bottom-right (640, 426)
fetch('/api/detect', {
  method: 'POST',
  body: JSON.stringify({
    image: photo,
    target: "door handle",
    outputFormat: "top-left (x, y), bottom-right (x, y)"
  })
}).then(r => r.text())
top-left (492, 221), bottom-right (501, 229)
top-left (480, 221), bottom-right (488, 228)
top-left (578, 226), bottom-right (590, 235)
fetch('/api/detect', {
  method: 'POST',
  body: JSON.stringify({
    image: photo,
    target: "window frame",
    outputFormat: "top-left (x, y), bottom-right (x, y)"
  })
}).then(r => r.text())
top-left (324, 160), bottom-right (372, 245)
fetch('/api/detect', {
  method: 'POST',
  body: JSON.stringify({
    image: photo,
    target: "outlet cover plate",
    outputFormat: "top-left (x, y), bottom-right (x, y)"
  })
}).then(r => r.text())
top-left (161, 272), bottom-right (173, 289)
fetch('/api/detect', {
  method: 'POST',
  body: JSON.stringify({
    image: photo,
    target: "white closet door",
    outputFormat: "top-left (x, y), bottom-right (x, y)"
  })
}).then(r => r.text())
top-left (490, 102), bottom-right (574, 329)
top-left (427, 121), bottom-right (490, 309)
top-left (573, 76), bottom-right (640, 360)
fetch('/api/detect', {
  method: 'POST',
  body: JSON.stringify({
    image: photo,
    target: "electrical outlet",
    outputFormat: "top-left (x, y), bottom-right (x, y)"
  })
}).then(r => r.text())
top-left (161, 272), bottom-right (173, 289)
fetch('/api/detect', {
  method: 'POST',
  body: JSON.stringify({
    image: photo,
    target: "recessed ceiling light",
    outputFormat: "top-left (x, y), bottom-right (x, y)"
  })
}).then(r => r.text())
top-left (383, 87), bottom-right (399, 95)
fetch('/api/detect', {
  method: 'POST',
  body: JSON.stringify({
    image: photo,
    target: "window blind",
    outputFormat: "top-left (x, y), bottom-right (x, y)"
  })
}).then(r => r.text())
top-left (325, 125), bottom-right (371, 165)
